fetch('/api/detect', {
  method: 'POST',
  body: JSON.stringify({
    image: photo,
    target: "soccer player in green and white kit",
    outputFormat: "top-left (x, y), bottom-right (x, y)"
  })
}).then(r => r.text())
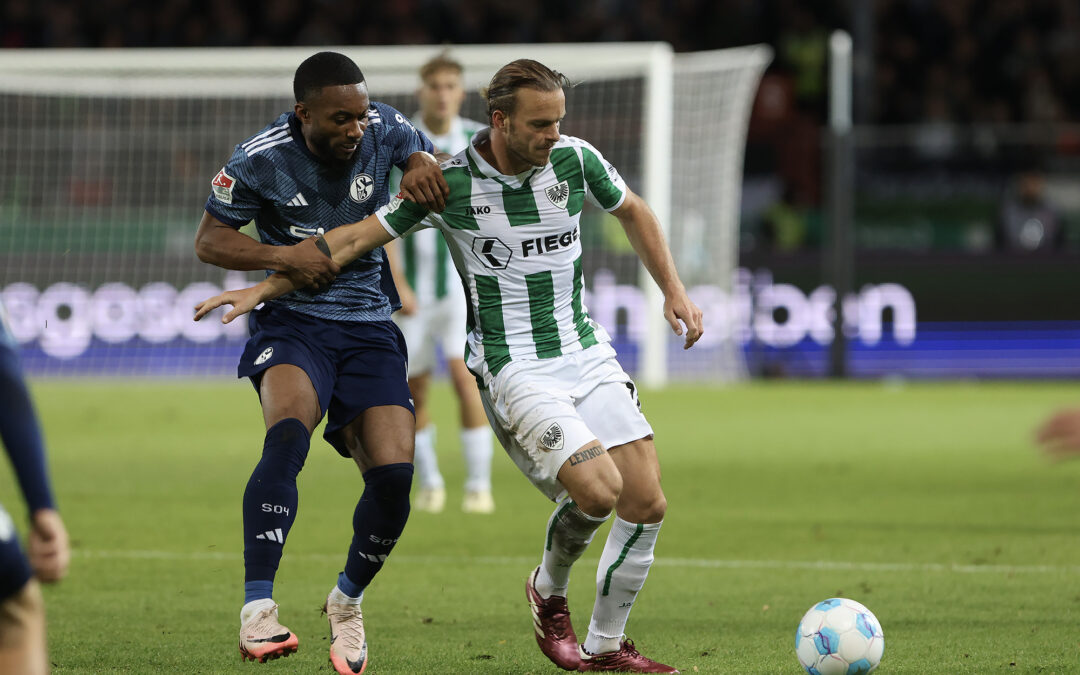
top-left (386, 53), bottom-right (495, 515)
top-left (195, 59), bottom-right (702, 674)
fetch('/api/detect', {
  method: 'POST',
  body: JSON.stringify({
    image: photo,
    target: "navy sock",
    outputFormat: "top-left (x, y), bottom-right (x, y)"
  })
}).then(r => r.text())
top-left (341, 463), bottom-right (413, 597)
top-left (243, 418), bottom-right (311, 597)
top-left (244, 580), bottom-right (274, 605)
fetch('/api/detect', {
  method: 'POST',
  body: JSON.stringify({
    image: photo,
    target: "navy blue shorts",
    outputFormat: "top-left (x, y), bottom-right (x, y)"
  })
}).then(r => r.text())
top-left (238, 304), bottom-right (414, 457)
top-left (0, 504), bottom-right (32, 602)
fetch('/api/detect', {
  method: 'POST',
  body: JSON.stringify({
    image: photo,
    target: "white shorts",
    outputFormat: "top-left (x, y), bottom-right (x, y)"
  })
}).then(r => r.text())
top-left (394, 294), bottom-right (467, 377)
top-left (479, 344), bottom-right (653, 501)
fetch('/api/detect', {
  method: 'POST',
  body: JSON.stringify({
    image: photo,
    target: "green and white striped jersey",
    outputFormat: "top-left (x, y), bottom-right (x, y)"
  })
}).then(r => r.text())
top-left (377, 131), bottom-right (628, 385)
top-left (397, 115), bottom-right (486, 304)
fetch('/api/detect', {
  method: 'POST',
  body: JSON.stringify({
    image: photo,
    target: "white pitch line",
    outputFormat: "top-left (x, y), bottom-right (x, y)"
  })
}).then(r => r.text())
top-left (72, 550), bottom-right (1080, 575)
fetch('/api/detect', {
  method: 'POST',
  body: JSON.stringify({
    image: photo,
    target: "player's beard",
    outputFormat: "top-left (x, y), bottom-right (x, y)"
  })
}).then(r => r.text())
top-left (309, 133), bottom-right (356, 169)
top-left (506, 128), bottom-right (550, 169)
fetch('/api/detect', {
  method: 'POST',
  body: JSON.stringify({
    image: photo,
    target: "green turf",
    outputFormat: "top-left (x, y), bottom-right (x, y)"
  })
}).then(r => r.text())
top-left (3, 380), bottom-right (1080, 673)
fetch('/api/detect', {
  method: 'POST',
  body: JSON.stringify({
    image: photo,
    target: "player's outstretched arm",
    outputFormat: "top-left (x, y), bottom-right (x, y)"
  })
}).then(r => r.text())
top-left (612, 190), bottom-right (704, 349)
top-left (194, 215), bottom-right (395, 323)
top-left (194, 211), bottom-right (340, 289)
top-left (383, 239), bottom-right (418, 315)
top-left (0, 343), bottom-right (69, 583)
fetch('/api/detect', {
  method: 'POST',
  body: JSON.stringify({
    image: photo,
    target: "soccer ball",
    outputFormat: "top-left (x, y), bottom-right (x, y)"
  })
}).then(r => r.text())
top-left (795, 598), bottom-right (884, 675)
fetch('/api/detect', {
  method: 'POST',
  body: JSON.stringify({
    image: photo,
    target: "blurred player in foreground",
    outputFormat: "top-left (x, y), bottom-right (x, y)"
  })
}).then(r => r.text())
top-left (0, 302), bottom-right (69, 675)
top-left (195, 59), bottom-right (702, 673)
top-left (387, 53), bottom-right (494, 514)
top-left (193, 51), bottom-right (446, 673)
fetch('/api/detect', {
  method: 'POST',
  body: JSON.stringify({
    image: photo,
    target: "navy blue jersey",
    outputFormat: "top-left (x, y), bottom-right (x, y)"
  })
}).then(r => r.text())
top-left (204, 103), bottom-right (434, 322)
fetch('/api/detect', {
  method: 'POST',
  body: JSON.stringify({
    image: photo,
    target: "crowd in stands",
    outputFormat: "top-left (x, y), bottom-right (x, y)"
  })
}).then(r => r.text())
top-left (3, 0), bottom-right (1079, 127)
top-left (4, 0), bottom-right (1077, 255)
top-left (875, 0), bottom-right (1080, 125)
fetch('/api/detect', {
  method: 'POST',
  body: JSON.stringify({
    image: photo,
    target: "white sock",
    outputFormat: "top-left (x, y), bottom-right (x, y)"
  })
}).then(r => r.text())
top-left (461, 426), bottom-right (493, 493)
top-left (585, 517), bottom-right (662, 655)
top-left (329, 584), bottom-right (363, 606)
top-left (240, 598), bottom-right (275, 626)
top-left (535, 499), bottom-right (609, 598)
top-left (413, 425), bottom-right (443, 489)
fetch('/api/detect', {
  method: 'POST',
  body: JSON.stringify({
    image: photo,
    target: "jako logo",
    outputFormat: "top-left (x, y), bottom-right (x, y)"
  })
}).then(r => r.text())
top-left (468, 205), bottom-right (491, 216)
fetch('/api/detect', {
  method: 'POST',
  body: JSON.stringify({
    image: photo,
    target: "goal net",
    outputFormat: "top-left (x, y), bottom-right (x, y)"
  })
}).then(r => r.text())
top-left (0, 44), bottom-right (769, 384)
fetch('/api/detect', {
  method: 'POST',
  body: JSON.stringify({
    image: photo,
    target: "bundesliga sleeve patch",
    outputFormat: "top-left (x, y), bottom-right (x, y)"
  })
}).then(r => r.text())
top-left (212, 168), bottom-right (236, 204)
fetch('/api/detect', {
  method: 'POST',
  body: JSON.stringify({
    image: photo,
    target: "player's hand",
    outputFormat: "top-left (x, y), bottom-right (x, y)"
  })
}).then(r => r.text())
top-left (193, 286), bottom-right (263, 324)
top-left (664, 289), bottom-right (704, 350)
top-left (1036, 408), bottom-right (1080, 460)
top-left (280, 236), bottom-right (340, 290)
top-left (397, 285), bottom-right (418, 316)
top-left (400, 152), bottom-right (448, 213)
top-left (28, 508), bottom-right (69, 583)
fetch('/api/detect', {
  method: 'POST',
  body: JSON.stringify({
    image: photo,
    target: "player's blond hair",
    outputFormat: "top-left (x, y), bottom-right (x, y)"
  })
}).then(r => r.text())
top-left (483, 59), bottom-right (570, 121)
top-left (419, 52), bottom-right (464, 82)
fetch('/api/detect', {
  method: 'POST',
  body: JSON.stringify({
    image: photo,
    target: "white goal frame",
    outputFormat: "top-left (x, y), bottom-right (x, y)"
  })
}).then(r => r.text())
top-left (0, 43), bottom-right (770, 386)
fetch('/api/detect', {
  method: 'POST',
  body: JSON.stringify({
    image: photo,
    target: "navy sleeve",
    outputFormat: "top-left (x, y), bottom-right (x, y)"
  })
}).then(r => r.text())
top-left (376, 103), bottom-right (435, 172)
top-left (0, 342), bottom-right (56, 512)
top-left (203, 149), bottom-right (265, 228)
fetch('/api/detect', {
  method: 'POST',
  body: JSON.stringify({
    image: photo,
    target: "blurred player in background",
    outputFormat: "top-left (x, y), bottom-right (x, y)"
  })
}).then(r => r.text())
top-left (0, 302), bottom-right (69, 675)
top-left (1036, 407), bottom-right (1080, 459)
top-left (194, 58), bottom-right (702, 674)
top-left (193, 51), bottom-right (446, 674)
top-left (387, 53), bottom-right (494, 515)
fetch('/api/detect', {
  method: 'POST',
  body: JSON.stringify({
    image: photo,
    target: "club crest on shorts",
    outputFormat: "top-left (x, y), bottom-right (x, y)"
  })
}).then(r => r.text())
top-left (539, 422), bottom-right (564, 452)
top-left (255, 346), bottom-right (274, 366)
top-left (349, 173), bottom-right (375, 203)
top-left (546, 180), bottom-right (570, 209)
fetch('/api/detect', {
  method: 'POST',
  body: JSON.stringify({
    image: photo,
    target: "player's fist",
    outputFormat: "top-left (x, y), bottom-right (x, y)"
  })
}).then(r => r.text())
top-left (280, 236), bottom-right (340, 290)
top-left (664, 290), bottom-right (704, 350)
top-left (28, 508), bottom-right (69, 583)
top-left (400, 151), bottom-right (449, 213)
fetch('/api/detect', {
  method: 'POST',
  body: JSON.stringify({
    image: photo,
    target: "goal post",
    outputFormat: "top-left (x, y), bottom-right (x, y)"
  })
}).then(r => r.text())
top-left (0, 43), bottom-right (769, 383)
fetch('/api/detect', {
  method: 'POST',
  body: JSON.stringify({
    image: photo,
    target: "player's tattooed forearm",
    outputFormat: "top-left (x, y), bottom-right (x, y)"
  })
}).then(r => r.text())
top-left (568, 444), bottom-right (605, 466)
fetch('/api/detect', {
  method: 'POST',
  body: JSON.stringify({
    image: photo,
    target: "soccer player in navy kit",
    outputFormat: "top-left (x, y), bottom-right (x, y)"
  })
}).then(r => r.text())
top-left (194, 52), bottom-right (447, 674)
top-left (0, 301), bottom-right (70, 675)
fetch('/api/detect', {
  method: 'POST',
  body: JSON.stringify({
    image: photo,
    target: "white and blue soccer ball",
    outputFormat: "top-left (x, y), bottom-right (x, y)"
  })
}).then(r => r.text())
top-left (795, 598), bottom-right (884, 675)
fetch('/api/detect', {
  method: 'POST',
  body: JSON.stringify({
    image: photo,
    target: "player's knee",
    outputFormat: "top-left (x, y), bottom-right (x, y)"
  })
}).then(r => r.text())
top-left (362, 462), bottom-right (414, 506)
top-left (254, 417), bottom-right (311, 480)
top-left (572, 471), bottom-right (622, 518)
top-left (622, 490), bottom-right (667, 524)
top-left (641, 493), bottom-right (668, 523)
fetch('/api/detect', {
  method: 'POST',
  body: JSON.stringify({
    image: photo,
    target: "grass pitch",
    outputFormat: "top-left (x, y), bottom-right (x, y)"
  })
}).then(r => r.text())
top-left (3, 379), bottom-right (1080, 673)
